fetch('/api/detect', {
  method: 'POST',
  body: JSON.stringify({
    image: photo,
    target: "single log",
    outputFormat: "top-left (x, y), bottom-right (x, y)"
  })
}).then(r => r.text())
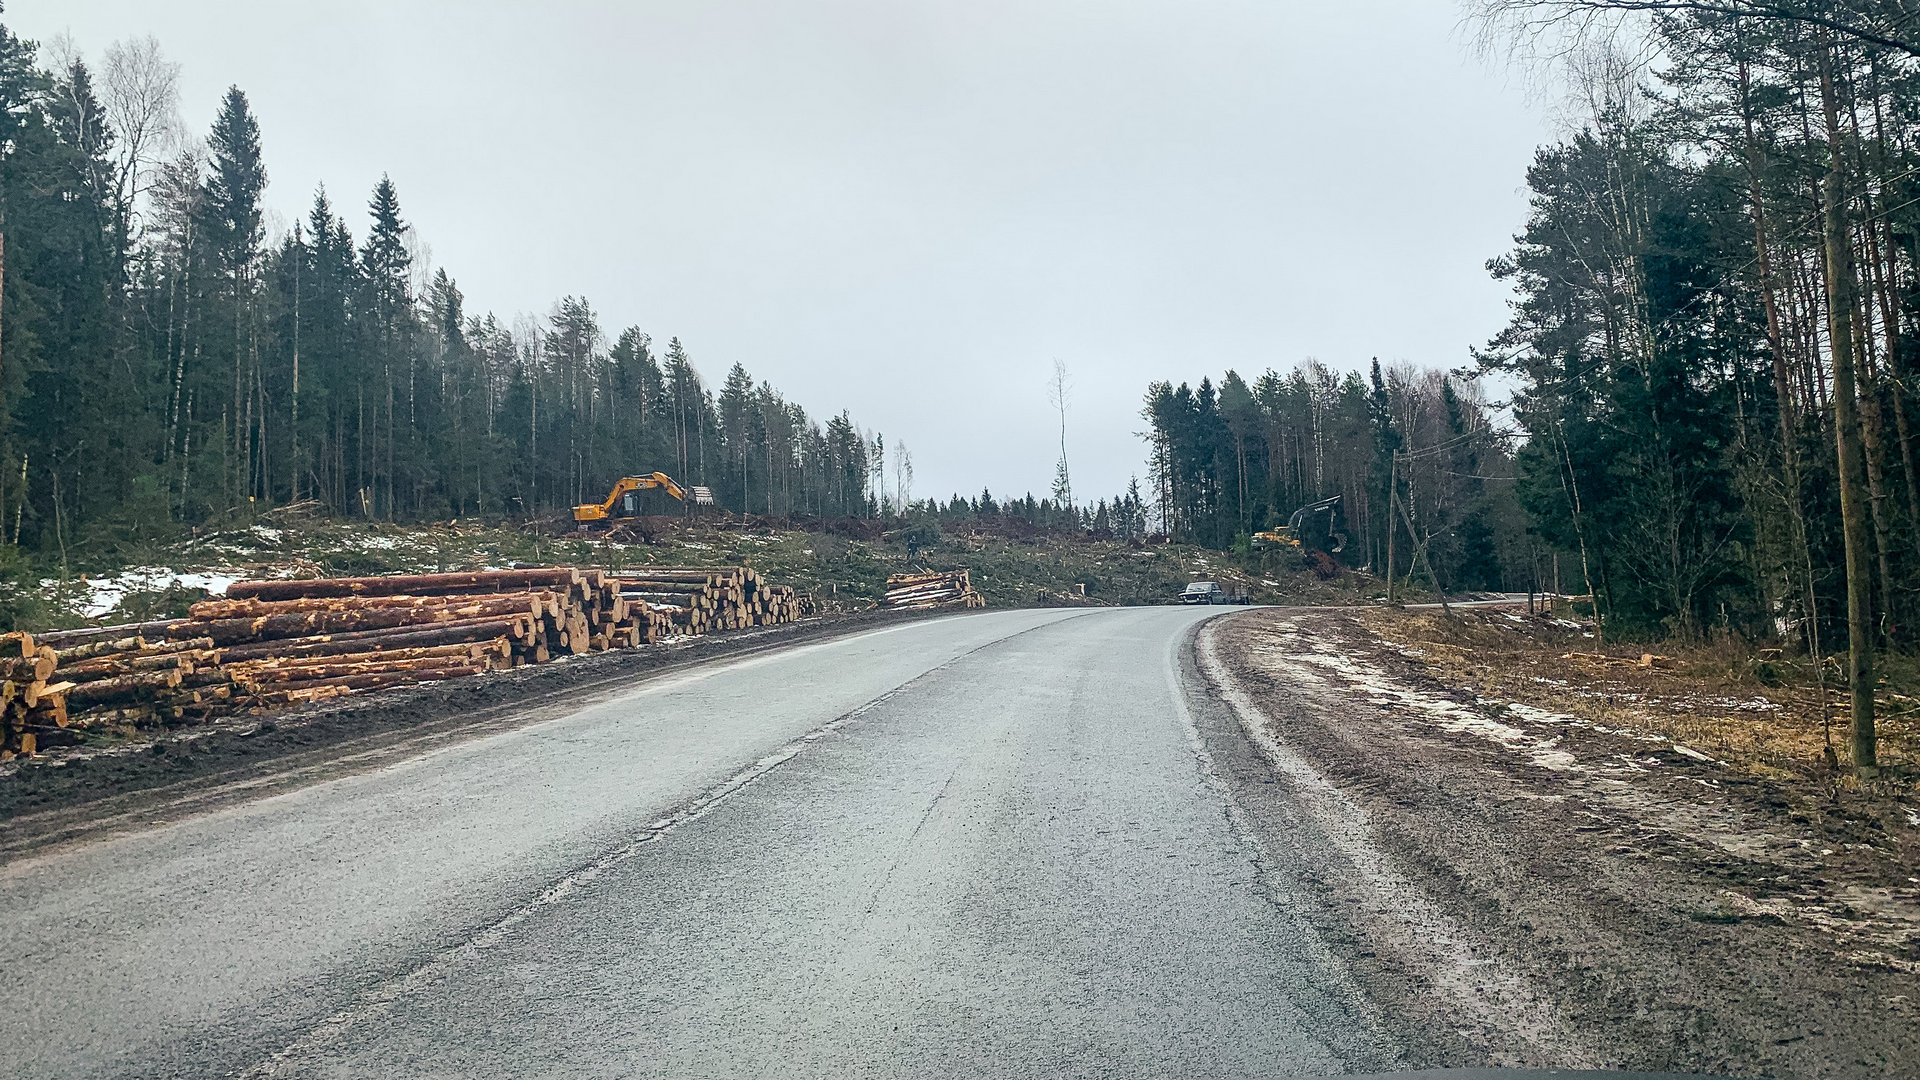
top-left (31, 620), bottom-right (182, 647)
top-left (57, 650), bottom-right (209, 682)
top-left (4, 649), bottom-right (56, 682)
top-left (237, 655), bottom-right (491, 683)
top-left (215, 617), bottom-right (531, 661)
top-left (65, 670), bottom-right (184, 705)
top-left (24, 697), bottom-right (69, 728)
top-left (191, 592), bottom-right (563, 619)
top-left (176, 596), bottom-right (546, 645)
top-left (67, 704), bottom-right (158, 729)
top-left (52, 635), bottom-right (145, 663)
top-left (227, 641), bottom-right (505, 672)
top-left (225, 568), bottom-right (582, 602)
top-left (248, 685), bottom-right (353, 707)
top-left (252, 664), bottom-right (488, 694)
top-left (177, 668), bottom-right (238, 689)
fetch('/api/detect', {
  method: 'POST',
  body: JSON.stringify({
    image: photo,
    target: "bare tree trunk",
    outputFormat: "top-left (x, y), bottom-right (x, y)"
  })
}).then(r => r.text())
top-left (0, 224), bottom-right (7, 393)
top-left (1555, 415), bottom-right (1604, 644)
top-left (1852, 265), bottom-right (1897, 635)
top-left (290, 230), bottom-right (300, 502)
top-left (1818, 46), bottom-right (1878, 774)
top-left (1740, 54), bottom-right (1825, 667)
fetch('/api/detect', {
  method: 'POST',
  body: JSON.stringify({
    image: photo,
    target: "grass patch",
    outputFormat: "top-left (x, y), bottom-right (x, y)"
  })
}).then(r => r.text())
top-left (1363, 606), bottom-right (1917, 787)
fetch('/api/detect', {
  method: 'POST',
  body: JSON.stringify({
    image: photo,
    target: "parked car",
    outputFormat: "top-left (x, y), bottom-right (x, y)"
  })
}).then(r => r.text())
top-left (1180, 581), bottom-right (1227, 605)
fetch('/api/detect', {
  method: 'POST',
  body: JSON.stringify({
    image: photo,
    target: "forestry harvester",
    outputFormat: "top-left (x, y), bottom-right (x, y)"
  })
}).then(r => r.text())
top-left (1251, 495), bottom-right (1347, 557)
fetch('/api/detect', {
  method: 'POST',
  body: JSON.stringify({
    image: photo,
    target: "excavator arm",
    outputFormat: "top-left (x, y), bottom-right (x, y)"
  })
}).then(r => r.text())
top-left (573, 472), bottom-right (688, 523)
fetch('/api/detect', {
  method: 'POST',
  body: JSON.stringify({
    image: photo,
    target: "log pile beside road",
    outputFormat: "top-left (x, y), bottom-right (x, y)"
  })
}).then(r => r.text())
top-left (884, 570), bottom-right (985, 610)
top-left (612, 566), bottom-right (804, 637)
top-left (1, 565), bottom-right (812, 759)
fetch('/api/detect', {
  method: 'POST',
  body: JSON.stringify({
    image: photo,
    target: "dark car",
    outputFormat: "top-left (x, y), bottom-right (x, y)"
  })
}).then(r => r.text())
top-left (1180, 581), bottom-right (1227, 605)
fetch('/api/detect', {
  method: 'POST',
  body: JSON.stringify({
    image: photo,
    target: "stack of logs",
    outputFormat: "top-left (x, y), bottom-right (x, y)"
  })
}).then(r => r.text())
top-left (883, 570), bottom-right (985, 610)
top-left (1, 565), bottom-right (811, 759)
top-left (614, 566), bottom-right (803, 636)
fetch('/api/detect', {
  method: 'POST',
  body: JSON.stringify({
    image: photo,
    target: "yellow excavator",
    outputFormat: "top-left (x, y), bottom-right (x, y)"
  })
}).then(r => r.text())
top-left (573, 472), bottom-right (698, 525)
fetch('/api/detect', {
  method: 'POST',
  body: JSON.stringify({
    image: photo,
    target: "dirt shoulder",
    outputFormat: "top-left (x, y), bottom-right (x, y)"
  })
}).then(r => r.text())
top-left (0, 607), bottom-right (949, 863)
top-left (1197, 606), bottom-right (1919, 1079)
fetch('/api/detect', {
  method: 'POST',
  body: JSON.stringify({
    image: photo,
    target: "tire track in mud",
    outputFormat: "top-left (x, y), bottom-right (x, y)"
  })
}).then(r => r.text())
top-left (1189, 614), bottom-right (1599, 1069)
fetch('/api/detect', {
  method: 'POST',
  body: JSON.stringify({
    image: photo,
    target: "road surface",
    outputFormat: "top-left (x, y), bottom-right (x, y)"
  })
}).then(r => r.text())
top-left (2, 607), bottom-right (1403, 1078)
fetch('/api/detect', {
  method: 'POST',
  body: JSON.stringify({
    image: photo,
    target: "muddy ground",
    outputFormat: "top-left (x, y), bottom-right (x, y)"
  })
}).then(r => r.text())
top-left (1199, 606), bottom-right (1920, 1079)
top-left (0, 607), bottom-right (944, 862)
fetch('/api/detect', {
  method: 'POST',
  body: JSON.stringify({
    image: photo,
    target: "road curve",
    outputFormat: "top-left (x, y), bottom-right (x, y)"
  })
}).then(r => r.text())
top-left (1, 607), bottom-right (1392, 1079)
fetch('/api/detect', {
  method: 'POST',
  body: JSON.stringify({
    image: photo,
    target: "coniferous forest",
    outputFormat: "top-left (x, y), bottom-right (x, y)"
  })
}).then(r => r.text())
top-left (0, 18), bottom-right (896, 562)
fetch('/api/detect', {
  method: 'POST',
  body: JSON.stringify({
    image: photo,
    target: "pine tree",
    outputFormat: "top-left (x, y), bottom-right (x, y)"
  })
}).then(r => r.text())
top-left (204, 86), bottom-right (265, 502)
top-left (358, 175), bottom-right (410, 516)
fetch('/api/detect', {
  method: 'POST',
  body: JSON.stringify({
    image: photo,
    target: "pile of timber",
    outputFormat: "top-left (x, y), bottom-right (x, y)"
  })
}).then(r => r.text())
top-left (0, 625), bottom-right (234, 755)
top-left (1, 565), bottom-right (811, 759)
top-left (883, 570), bottom-right (984, 610)
top-left (611, 566), bottom-right (806, 637)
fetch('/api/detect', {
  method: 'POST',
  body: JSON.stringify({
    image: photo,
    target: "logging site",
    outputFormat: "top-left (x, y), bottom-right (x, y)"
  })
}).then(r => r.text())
top-left (0, 511), bottom-right (1353, 765)
top-left (7, 2), bottom-right (1920, 1079)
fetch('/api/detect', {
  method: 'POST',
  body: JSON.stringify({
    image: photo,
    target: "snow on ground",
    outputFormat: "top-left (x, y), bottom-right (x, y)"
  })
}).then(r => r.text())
top-left (51, 569), bottom-right (248, 618)
top-left (1249, 622), bottom-right (1583, 772)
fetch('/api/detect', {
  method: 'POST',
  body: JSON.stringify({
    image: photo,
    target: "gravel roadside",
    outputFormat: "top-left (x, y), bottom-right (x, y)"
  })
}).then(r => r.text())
top-left (1196, 606), bottom-right (1919, 1080)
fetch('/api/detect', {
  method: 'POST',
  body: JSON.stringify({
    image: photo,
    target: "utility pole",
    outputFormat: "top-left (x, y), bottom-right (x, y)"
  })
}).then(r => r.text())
top-left (1385, 454), bottom-right (1397, 604)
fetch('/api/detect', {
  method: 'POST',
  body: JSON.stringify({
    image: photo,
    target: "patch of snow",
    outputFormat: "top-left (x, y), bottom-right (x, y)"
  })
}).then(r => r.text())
top-left (1507, 702), bottom-right (1579, 724)
top-left (57, 567), bottom-right (246, 618)
top-left (1253, 629), bottom-right (1581, 772)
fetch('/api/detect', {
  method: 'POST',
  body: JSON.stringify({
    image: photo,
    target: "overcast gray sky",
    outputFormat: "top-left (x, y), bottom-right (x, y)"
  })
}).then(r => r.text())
top-left (19, 1), bottom-right (1550, 505)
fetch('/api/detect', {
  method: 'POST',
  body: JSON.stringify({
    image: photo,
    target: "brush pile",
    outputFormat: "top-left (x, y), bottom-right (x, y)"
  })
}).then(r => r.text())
top-left (1, 565), bottom-right (812, 759)
top-left (883, 570), bottom-right (985, 610)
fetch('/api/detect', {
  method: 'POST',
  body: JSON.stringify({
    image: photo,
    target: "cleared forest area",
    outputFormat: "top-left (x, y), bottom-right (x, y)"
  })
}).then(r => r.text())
top-left (5, 510), bottom-right (1366, 634)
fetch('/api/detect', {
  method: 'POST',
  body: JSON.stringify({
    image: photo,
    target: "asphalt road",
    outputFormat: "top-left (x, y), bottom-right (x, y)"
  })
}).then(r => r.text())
top-left (0, 607), bottom-right (1400, 1079)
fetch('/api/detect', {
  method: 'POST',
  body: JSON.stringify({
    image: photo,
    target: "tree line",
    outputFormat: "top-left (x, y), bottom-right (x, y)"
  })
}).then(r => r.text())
top-left (1480, 0), bottom-right (1919, 773)
top-left (1152, 0), bottom-right (1920, 773)
top-left (0, 19), bottom-right (907, 564)
top-left (1139, 362), bottom-right (1529, 593)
